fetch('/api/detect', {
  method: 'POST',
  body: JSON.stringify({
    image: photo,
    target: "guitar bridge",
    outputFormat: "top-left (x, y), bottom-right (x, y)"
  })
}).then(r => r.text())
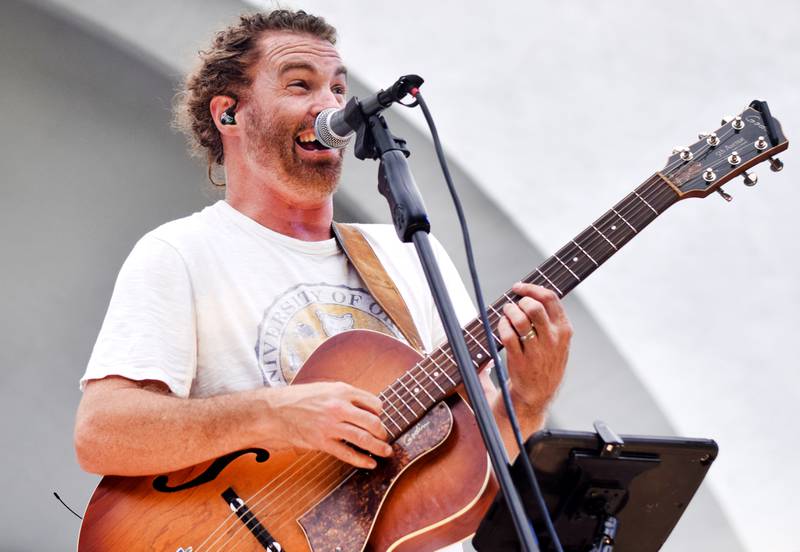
top-left (221, 487), bottom-right (283, 551)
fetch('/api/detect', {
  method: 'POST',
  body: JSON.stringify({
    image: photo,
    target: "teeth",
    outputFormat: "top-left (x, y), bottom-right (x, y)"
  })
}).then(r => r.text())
top-left (297, 131), bottom-right (316, 143)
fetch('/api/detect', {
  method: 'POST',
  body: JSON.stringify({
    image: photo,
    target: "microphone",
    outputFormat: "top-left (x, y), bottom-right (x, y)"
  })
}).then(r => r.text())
top-left (314, 74), bottom-right (424, 149)
top-left (314, 106), bottom-right (356, 149)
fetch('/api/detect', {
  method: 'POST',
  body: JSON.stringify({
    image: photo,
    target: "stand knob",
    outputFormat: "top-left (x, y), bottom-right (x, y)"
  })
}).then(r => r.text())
top-left (743, 172), bottom-right (758, 187)
top-left (769, 157), bottom-right (784, 172)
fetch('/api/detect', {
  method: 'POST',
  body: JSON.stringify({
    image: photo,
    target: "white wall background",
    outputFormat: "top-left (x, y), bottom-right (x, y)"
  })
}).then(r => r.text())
top-left (2, 0), bottom-right (795, 549)
top-left (278, 1), bottom-right (800, 550)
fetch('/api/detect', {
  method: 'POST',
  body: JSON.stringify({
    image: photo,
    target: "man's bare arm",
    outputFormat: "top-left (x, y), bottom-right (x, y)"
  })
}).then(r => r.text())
top-left (74, 376), bottom-right (393, 476)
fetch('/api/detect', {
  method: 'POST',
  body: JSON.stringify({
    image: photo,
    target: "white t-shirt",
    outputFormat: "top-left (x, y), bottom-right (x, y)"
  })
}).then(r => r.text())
top-left (82, 201), bottom-right (477, 551)
top-left (82, 200), bottom-right (476, 398)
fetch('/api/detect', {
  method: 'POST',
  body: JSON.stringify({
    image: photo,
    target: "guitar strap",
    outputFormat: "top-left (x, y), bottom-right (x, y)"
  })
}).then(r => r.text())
top-left (332, 223), bottom-right (425, 353)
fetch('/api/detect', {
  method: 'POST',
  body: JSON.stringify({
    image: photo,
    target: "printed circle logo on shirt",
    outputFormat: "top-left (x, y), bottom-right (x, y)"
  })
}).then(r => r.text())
top-left (255, 283), bottom-right (401, 385)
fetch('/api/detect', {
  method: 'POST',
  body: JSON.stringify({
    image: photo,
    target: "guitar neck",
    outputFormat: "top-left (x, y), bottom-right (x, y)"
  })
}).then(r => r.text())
top-left (377, 173), bottom-right (680, 439)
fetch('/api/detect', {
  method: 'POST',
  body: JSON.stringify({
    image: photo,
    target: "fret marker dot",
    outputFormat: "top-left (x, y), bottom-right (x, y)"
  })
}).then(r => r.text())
top-left (414, 387), bottom-right (419, 394)
top-left (573, 257), bottom-right (579, 262)
top-left (433, 371), bottom-right (440, 377)
top-left (477, 353), bottom-right (483, 359)
top-left (611, 225), bottom-right (617, 231)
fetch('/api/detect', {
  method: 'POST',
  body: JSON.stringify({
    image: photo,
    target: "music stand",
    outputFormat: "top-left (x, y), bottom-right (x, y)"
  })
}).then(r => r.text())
top-left (472, 422), bottom-right (717, 551)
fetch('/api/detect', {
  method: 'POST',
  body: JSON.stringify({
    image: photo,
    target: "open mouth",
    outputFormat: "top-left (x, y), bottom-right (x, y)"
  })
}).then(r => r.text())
top-left (295, 129), bottom-right (329, 151)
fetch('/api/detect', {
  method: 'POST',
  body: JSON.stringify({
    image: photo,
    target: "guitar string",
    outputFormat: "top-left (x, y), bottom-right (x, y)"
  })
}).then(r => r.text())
top-left (199, 126), bottom-right (763, 549)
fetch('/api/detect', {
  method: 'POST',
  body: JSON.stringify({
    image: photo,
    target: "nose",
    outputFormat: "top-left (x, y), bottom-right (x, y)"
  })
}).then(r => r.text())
top-left (311, 87), bottom-right (345, 117)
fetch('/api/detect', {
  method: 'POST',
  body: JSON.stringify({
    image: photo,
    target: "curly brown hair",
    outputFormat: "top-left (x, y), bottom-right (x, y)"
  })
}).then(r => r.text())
top-left (173, 10), bottom-right (337, 171)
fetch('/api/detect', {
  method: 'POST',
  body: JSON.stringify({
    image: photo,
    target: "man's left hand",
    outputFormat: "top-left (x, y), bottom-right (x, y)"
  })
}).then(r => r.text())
top-left (496, 282), bottom-right (573, 421)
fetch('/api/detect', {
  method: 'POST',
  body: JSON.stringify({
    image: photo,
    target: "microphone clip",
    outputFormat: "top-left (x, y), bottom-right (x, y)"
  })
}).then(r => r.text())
top-left (348, 74), bottom-right (424, 160)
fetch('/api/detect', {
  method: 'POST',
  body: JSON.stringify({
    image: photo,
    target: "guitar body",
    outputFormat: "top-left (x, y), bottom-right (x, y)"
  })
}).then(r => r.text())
top-left (78, 330), bottom-right (496, 551)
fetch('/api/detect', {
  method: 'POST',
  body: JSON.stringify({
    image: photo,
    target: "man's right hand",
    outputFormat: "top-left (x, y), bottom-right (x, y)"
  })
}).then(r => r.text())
top-left (263, 382), bottom-right (393, 469)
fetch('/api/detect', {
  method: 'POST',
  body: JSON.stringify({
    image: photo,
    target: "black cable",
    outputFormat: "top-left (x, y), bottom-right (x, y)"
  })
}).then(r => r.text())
top-left (53, 491), bottom-right (83, 520)
top-left (410, 90), bottom-right (563, 552)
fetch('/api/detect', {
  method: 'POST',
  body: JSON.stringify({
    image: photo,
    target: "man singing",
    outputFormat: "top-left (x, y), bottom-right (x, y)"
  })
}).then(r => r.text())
top-left (74, 9), bottom-right (572, 551)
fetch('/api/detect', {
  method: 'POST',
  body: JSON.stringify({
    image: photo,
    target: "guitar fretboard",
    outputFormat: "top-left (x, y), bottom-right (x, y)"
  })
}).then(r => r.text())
top-left (377, 173), bottom-right (680, 439)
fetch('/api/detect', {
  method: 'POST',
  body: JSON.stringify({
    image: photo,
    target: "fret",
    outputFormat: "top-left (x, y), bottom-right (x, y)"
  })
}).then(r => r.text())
top-left (633, 190), bottom-right (659, 214)
top-left (428, 354), bottom-right (456, 386)
top-left (397, 376), bottom-right (427, 410)
top-left (420, 361), bottom-right (446, 395)
top-left (408, 369), bottom-right (436, 403)
top-left (383, 386), bottom-right (412, 424)
top-left (379, 389), bottom-right (406, 425)
top-left (487, 304), bottom-right (504, 327)
top-left (464, 325), bottom-right (490, 363)
top-left (553, 254), bottom-right (580, 282)
top-left (595, 211), bottom-right (636, 251)
top-left (554, 242), bottom-right (595, 280)
top-left (612, 208), bottom-right (638, 233)
top-left (378, 404), bottom-right (402, 437)
top-left (590, 224), bottom-right (618, 251)
top-left (536, 268), bottom-right (563, 296)
top-left (572, 239), bottom-right (599, 266)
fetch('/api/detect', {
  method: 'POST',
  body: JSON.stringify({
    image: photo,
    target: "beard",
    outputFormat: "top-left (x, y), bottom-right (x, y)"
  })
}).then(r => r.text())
top-left (245, 104), bottom-right (343, 197)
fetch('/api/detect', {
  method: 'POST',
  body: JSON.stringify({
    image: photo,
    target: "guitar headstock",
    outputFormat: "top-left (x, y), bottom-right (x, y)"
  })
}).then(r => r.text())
top-left (661, 100), bottom-right (789, 200)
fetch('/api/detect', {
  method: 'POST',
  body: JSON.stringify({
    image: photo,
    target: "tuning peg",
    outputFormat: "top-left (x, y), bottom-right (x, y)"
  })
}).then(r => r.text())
top-left (720, 115), bottom-right (734, 125)
top-left (743, 171), bottom-right (758, 187)
top-left (698, 132), bottom-right (709, 139)
top-left (755, 136), bottom-right (768, 151)
top-left (732, 116), bottom-right (745, 130)
top-left (716, 188), bottom-right (733, 202)
top-left (769, 157), bottom-right (784, 172)
top-left (672, 146), bottom-right (684, 155)
top-left (703, 168), bottom-right (717, 182)
top-left (706, 133), bottom-right (720, 147)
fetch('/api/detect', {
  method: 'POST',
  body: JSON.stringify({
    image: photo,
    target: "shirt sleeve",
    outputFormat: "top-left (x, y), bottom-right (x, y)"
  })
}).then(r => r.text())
top-left (80, 234), bottom-right (197, 397)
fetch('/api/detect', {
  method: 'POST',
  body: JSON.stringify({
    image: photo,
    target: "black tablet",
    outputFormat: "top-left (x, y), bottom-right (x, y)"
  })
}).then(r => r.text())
top-left (473, 428), bottom-right (718, 552)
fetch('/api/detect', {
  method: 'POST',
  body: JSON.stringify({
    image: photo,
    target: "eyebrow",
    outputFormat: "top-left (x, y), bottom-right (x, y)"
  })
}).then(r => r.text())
top-left (278, 61), bottom-right (348, 78)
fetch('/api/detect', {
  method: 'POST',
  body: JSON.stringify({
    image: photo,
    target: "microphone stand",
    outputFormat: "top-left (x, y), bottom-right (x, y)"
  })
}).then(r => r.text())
top-left (348, 76), bottom-right (540, 552)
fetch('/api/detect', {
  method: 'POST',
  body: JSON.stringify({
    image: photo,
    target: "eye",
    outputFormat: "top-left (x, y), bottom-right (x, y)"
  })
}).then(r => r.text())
top-left (288, 80), bottom-right (309, 91)
top-left (332, 84), bottom-right (347, 96)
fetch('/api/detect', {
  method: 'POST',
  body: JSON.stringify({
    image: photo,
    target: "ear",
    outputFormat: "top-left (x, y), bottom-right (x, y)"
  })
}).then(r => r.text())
top-left (210, 95), bottom-right (239, 135)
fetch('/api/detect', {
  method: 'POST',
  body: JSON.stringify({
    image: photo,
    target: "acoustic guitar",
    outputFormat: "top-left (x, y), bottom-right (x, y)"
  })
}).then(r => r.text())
top-left (77, 100), bottom-right (788, 551)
